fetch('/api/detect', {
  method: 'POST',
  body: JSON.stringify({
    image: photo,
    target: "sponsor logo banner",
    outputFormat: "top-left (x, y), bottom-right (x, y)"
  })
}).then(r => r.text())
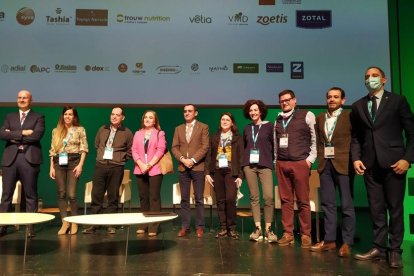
top-left (233, 63), bottom-right (259, 74)
top-left (228, 12), bottom-right (248, 26)
top-left (266, 63), bottom-right (284, 73)
top-left (30, 65), bottom-right (50, 73)
top-left (1, 64), bottom-right (26, 73)
top-left (76, 9), bottom-right (108, 26)
top-left (132, 63), bottom-right (146, 75)
top-left (16, 7), bottom-right (35, 25)
top-left (283, 0), bottom-right (301, 4)
top-left (46, 8), bottom-right (72, 25)
top-left (156, 65), bottom-right (182, 74)
top-left (55, 64), bottom-right (77, 73)
top-left (85, 64), bottom-right (110, 72)
top-left (290, 61), bottom-right (304, 79)
top-left (257, 14), bottom-right (287, 25)
top-left (191, 63), bottom-right (200, 73)
top-left (0, 11), bottom-right (5, 21)
top-left (259, 0), bottom-right (276, 5)
top-left (118, 63), bottom-right (128, 73)
top-left (209, 65), bottom-right (228, 72)
top-left (117, 14), bottom-right (170, 24)
top-left (189, 15), bottom-right (212, 24)
top-left (296, 10), bottom-right (332, 29)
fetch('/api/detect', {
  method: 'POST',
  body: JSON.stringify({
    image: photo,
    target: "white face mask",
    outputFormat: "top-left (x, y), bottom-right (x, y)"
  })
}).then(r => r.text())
top-left (365, 76), bottom-right (382, 92)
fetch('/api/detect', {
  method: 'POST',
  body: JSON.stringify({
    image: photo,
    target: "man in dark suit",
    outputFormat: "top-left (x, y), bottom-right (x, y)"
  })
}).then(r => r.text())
top-left (310, 87), bottom-right (355, 257)
top-left (0, 90), bottom-right (45, 237)
top-left (351, 66), bottom-right (414, 268)
top-left (171, 104), bottom-right (209, 238)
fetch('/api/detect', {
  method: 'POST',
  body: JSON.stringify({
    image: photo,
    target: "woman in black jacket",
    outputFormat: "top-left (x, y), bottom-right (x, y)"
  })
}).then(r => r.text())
top-left (205, 112), bottom-right (243, 239)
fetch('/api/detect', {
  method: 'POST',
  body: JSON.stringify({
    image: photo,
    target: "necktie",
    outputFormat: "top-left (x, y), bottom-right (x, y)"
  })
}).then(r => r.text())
top-left (20, 112), bottom-right (26, 125)
top-left (370, 96), bottom-right (377, 119)
top-left (186, 124), bottom-right (192, 143)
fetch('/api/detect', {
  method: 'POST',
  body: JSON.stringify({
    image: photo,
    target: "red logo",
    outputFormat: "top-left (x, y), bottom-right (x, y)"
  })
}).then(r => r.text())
top-left (259, 0), bottom-right (276, 5)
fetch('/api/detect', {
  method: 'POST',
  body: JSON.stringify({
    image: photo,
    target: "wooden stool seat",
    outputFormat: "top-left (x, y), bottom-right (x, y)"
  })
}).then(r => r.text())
top-left (237, 211), bottom-right (253, 237)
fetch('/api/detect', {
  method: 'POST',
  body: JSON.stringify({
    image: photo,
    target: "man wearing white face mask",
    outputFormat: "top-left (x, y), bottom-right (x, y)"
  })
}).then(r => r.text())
top-left (351, 66), bottom-right (414, 268)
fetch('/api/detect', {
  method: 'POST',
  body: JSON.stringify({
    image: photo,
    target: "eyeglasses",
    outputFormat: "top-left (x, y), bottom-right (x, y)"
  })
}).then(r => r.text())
top-left (279, 98), bottom-right (293, 104)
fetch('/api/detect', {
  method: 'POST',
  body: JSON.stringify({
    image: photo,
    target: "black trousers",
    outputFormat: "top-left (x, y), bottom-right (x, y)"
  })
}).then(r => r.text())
top-left (1, 153), bottom-right (40, 212)
top-left (90, 162), bottom-right (124, 214)
top-left (136, 173), bottom-right (163, 232)
top-left (212, 168), bottom-right (238, 230)
top-left (364, 163), bottom-right (406, 253)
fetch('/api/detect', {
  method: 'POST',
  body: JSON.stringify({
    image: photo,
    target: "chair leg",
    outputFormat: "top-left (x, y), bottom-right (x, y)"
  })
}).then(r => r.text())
top-left (316, 212), bottom-right (320, 242)
top-left (209, 205), bottom-right (213, 230)
top-left (84, 203), bottom-right (87, 215)
top-left (15, 204), bottom-right (21, 230)
top-left (241, 217), bottom-right (244, 238)
top-left (172, 204), bottom-right (177, 228)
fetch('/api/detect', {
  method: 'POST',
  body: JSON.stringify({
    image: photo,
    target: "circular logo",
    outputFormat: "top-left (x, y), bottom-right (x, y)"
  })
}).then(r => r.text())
top-left (191, 63), bottom-right (199, 72)
top-left (117, 14), bottom-right (124, 23)
top-left (85, 65), bottom-right (91, 71)
top-left (1, 64), bottom-right (9, 73)
top-left (30, 65), bottom-right (38, 73)
top-left (16, 7), bottom-right (35, 25)
top-left (118, 63), bottom-right (128, 73)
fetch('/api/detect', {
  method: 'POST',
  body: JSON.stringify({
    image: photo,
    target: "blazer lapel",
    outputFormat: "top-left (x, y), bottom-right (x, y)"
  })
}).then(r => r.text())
top-left (374, 92), bottom-right (390, 125)
top-left (331, 111), bottom-right (345, 141)
top-left (20, 111), bottom-right (30, 129)
top-left (320, 113), bottom-right (329, 142)
top-left (361, 96), bottom-right (374, 125)
top-left (188, 122), bottom-right (199, 144)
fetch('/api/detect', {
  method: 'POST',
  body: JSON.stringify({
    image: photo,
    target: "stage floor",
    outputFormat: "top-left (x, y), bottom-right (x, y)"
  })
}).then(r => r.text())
top-left (0, 208), bottom-right (412, 275)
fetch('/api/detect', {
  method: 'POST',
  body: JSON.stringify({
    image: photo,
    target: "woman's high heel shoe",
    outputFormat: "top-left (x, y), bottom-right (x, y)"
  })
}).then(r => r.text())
top-left (70, 223), bottom-right (78, 235)
top-left (58, 220), bottom-right (70, 235)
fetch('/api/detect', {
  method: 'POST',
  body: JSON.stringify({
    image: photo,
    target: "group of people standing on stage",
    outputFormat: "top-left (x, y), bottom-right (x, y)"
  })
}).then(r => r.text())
top-left (0, 66), bottom-right (413, 269)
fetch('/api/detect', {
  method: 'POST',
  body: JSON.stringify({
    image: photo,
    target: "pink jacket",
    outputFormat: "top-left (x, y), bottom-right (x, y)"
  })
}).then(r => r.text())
top-left (132, 129), bottom-right (167, 176)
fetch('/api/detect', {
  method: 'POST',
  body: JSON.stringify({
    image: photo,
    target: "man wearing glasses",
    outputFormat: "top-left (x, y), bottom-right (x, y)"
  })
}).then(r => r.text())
top-left (172, 104), bottom-right (209, 238)
top-left (273, 89), bottom-right (317, 248)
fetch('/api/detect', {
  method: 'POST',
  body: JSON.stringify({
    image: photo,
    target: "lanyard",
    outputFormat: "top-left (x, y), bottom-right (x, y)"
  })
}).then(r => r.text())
top-left (63, 128), bottom-right (74, 150)
top-left (220, 133), bottom-right (232, 149)
top-left (251, 124), bottom-right (262, 149)
top-left (106, 127), bottom-right (117, 148)
top-left (324, 108), bottom-right (342, 142)
top-left (281, 110), bottom-right (295, 131)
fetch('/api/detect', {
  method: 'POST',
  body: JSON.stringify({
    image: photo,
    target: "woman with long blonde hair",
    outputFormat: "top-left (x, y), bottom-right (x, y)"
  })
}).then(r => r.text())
top-left (49, 106), bottom-right (88, 235)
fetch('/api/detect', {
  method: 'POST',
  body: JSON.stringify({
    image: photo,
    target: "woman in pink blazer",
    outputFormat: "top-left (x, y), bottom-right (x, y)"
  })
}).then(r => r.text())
top-left (132, 110), bottom-right (166, 236)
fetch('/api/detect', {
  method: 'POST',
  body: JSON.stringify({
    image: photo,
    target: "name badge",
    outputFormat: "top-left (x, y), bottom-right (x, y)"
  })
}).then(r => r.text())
top-left (249, 149), bottom-right (260, 164)
top-left (279, 134), bottom-right (288, 148)
top-left (218, 154), bottom-right (229, 168)
top-left (59, 152), bottom-right (68, 165)
top-left (324, 143), bottom-right (335, 159)
top-left (103, 147), bottom-right (114, 160)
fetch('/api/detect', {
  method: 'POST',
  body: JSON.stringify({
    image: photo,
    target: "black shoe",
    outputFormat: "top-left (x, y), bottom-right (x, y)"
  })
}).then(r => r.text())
top-left (354, 248), bottom-right (386, 261)
top-left (215, 228), bottom-right (227, 239)
top-left (228, 230), bottom-right (240, 240)
top-left (27, 225), bottom-right (35, 238)
top-left (0, 226), bottom-right (7, 237)
top-left (388, 251), bottom-right (403, 268)
top-left (82, 226), bottom-right (97, 234)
